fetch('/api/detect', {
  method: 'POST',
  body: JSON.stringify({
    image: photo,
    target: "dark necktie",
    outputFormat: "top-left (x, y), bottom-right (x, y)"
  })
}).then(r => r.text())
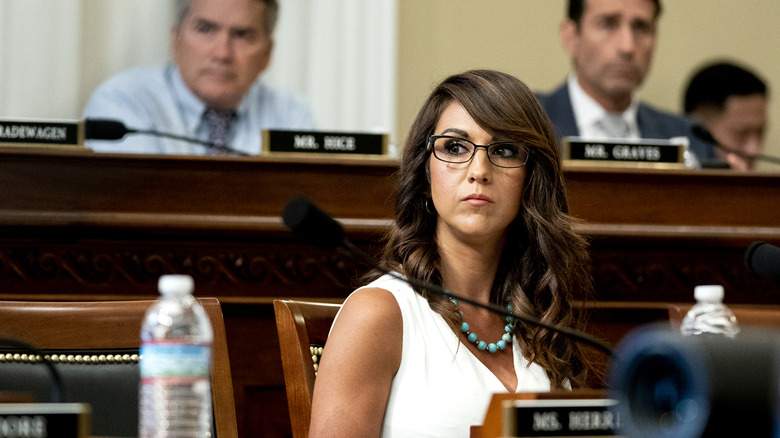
top-left (203, 108), bottom-right (236, 154)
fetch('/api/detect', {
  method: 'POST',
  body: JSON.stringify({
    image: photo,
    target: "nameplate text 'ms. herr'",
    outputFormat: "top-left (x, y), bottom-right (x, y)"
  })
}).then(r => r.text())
top-left (562, 136), bottom-right (687, 169)
top-left (262, 129), bottom-right (389, 159)
top-left (502, 399), bottom-right (621, 437)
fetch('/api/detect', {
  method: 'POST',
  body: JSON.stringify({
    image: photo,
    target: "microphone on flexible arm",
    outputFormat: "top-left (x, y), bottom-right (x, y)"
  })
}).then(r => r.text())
top-left (745, 241), bottom-right (780, 282)
top-left (83, 118), bottom-right (249, 156)
top-left (282, 196), bottom-right (614, 356)
top-left (691, 124), bottom-right (780, 166)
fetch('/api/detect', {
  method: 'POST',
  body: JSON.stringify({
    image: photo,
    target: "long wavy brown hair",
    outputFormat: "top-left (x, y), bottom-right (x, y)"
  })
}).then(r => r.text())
top-left (372, 69), bottom-right (595, 388)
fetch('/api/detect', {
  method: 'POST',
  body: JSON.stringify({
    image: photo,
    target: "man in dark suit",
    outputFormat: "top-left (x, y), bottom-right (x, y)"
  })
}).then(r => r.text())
top-left (537, 0), bottom-right (718, 167)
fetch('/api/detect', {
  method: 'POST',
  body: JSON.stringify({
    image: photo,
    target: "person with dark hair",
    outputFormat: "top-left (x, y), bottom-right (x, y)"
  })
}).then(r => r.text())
top-left (308, 70), bottom-right (597, 438)
top-left (683, 61), bottom-right (768, 171)
top-left (83, 0), bottom-right (315, 155)
top-left (538, 0), bottom-right (717, 167)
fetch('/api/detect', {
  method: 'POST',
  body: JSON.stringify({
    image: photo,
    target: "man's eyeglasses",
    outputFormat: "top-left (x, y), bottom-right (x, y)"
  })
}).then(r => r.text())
top-left (427, 135), bottom-right (529, 168)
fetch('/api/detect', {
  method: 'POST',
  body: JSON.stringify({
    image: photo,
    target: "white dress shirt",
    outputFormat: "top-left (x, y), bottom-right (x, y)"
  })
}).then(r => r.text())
top-left (567, 74), bottom-right (640, 140)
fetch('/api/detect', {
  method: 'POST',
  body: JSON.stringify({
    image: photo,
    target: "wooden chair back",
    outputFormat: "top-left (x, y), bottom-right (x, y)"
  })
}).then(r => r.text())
top-left (0, 298), bottom-right (238, 438)
top-left (273, 299), bottom-right (342, 438)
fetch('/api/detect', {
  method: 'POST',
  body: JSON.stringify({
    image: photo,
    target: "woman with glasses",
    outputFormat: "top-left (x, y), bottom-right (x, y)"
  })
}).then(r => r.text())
top-left (309, 70), bottom-right (596, 438)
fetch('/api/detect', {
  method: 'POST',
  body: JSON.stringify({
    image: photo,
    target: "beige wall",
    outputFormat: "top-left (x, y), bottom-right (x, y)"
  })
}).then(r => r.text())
top-left (396, 0), bottom-right (780, 172)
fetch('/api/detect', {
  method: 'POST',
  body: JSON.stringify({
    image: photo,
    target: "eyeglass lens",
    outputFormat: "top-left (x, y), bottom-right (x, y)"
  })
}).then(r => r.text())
top-left (430, 136), bottom-right (528, 168)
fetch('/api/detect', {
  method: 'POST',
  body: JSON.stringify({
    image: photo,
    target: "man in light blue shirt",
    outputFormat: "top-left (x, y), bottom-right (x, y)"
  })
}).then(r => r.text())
top-left (83, 0), bottom-right (315, 155)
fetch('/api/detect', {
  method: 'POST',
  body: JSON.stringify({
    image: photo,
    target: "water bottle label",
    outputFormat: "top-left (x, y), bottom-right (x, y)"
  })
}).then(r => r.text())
top-left (140, 343), bottom-right (211, 381)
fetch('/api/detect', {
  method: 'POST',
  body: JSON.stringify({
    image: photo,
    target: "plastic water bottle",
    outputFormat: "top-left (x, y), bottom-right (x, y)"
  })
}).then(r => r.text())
top-left (680, 285), bottom-right (740, 338)
top-left (139, 275), bottom-right (214, 438)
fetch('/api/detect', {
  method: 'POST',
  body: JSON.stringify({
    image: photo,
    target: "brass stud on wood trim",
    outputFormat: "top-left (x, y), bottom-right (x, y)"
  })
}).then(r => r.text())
top-left (0, 352), bottom-right (140, 364)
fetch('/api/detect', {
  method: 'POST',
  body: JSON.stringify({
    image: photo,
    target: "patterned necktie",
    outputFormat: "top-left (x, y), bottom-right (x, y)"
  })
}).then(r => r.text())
top-left (203, 108), bottom-right (236, 154)
top-left (598, 114), bottom-right (630, 138)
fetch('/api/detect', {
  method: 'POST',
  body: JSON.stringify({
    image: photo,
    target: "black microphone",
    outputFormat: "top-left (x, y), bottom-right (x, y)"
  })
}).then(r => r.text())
top-left (282, 196), bottom-right (614, 355)
top-left (745, 241), bottom-right (780, 281)
top-left (84, 118), bottom-right (249, 156)
top-left (283, 197), bottom-right (348, 251)
top-left (691, 124), bottom-right (780, 166)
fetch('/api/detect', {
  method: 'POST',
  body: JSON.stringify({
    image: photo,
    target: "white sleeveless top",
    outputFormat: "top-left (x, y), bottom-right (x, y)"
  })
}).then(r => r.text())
top-left (344, 273), bottom-right (552, 438)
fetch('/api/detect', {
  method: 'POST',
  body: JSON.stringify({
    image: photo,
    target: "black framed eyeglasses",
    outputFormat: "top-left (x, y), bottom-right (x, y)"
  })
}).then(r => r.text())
top-left (427, 135), bottom-right (529, 168)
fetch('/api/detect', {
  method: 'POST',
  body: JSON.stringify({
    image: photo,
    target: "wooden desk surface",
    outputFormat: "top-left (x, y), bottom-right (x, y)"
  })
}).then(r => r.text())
top-left (1, 148), bottom-right (778, 232)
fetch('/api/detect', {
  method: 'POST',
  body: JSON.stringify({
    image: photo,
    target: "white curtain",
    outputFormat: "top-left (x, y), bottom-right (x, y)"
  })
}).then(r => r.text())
top-left (265, 0), bottom-right (397, 137)
top-left (0, 0), bottom-right (174, 119)
top-left (0, 0), bottom-right (397, 145)
top-left (0, 0), bottom-right (83, 118)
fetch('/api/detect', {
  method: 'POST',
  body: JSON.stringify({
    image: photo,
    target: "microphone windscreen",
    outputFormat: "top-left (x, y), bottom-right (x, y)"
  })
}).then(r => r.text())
top-left (84, 119), bottom-right (129, 140)
top-left (745, 241), bottom-right (780, 280)
top-left (283, 197), bottom-right (345, 250)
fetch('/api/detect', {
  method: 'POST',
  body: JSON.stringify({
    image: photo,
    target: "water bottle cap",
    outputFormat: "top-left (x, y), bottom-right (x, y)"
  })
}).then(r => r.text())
top-left (158, 274), bottom-right (194, 297)
top-left (694, 284), bottom-right (724, 302)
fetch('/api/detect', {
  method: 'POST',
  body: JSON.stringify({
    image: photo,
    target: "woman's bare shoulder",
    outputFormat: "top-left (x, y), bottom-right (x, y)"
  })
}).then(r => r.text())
top-left (334, 286), bottom-right (402, 335)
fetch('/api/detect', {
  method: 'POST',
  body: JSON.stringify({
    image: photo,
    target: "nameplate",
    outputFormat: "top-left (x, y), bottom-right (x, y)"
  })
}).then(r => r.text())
top-left (0, 403), bottom-right (90, 438)
top-left (0, 119), bottom-right (85, 150)
top-left (502, 398), bottom-right (621, 437)
top-left (562, 136), bottom-right (687, 169)
top-left (262, 129), bottom-right (389, 158)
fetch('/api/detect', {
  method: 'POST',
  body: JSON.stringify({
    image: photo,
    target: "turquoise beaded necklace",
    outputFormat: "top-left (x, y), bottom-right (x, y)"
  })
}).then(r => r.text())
top-left (448, 294), bottom-right (515, 354)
